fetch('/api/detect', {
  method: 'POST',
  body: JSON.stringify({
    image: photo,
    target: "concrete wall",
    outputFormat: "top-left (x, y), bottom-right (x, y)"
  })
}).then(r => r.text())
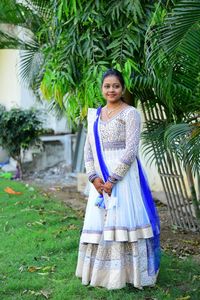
top-left (0, 49), bottom-right (70, 133)
top-left (0, 50), bottom-right (21, 109)
top-left (0, 49), bottom-right (72, 170)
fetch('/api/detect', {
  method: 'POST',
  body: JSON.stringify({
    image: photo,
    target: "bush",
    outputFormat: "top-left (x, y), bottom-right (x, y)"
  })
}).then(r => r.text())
top-left (0, 105), bottom-right (43, 178)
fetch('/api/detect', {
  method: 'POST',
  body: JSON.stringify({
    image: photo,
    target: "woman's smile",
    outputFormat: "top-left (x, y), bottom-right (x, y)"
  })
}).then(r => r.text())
top-left (107, 93), bottom-right (116, 97)
top-left (102, 75), bottom-right (123, 103)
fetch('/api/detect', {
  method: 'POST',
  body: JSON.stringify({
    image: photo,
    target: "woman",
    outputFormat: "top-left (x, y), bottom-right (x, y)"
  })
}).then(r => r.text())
top-left (76, 69), bottom-right (160, 290)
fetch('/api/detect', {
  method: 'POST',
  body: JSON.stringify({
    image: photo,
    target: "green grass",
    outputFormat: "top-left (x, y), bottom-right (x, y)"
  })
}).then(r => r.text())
top-left (0, 179), bottom-right (199, 300)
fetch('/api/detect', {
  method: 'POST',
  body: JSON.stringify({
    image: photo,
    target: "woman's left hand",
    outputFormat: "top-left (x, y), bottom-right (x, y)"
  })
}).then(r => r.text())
top-left (103, 181), bottom-right (113, 196)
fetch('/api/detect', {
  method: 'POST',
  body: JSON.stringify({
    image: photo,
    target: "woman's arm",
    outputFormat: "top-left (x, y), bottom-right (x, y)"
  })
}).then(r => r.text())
top-left (84, 134), bottom-right (104, 194)
top-left (84, 134), bottom-right (99, 182)
top-left (108, 108), bottom-right (141, 184)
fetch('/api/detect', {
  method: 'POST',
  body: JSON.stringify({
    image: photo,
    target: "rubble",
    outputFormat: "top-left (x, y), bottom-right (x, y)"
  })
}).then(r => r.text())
top-left (23, 161), bottom-right (76, 187)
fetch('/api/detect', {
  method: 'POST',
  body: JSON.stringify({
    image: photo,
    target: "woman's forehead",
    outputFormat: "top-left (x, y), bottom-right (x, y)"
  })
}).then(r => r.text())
top-left (103, 75), bottom-right (121, 84)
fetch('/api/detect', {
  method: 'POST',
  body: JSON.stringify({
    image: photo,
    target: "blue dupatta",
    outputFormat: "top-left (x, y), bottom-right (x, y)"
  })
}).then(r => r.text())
top-left (93, 107), bottom-right (109, 209)
top-left (93, 106), bottom-right (160, 275)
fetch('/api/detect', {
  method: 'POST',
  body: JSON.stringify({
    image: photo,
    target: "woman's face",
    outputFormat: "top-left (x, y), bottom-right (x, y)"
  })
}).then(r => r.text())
top-left (101, 75), bottom-right (123, 103)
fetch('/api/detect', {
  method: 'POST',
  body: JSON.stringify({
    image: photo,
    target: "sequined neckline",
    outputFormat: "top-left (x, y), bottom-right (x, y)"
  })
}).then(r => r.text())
top-left (100, 106), bottom-right (132, 124)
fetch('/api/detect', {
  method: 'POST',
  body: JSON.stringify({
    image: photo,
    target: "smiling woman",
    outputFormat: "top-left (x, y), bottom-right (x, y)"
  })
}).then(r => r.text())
top-left (75, 69), bottom-right (161, 290)
top-left (100, 69), bottom-right (126, 123)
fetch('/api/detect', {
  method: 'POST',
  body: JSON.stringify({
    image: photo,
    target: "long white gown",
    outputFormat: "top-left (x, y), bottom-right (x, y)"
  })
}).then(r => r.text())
top-left (76, 106), bottom-right (159, 289)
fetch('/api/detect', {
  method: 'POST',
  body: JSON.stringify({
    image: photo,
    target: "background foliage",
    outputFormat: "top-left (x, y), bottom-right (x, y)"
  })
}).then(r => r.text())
top-left (0, 105), bottom-right (43, 177)
top-left (0, 0), bottom-right (199, 177)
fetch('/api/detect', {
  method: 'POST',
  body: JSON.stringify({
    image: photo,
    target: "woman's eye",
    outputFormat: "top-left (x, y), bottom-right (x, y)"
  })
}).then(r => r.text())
top-left (103, 84), bottom-right (120, 89)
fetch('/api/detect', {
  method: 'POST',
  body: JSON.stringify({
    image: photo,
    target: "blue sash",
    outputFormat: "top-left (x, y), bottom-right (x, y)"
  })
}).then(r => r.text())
top-left (93, 107), bottom-right (109, 209)
top-left (93, 106), bottom-right (160, 275)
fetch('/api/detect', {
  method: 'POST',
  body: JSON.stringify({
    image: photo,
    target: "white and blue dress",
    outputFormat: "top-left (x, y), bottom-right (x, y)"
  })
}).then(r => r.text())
top-left (76, 106), bottom-right (160, 290)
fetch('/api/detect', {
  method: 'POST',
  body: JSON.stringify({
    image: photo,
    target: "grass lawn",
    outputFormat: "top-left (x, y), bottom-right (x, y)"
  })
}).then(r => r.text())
top-left (0, 179), bottom-right (200, 300)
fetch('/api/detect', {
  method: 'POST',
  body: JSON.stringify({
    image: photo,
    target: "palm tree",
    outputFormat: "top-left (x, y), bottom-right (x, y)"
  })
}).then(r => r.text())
top-left (144, 0), bottom-right (200, 221)
top-left (0, 0), bottom-right (50, 96)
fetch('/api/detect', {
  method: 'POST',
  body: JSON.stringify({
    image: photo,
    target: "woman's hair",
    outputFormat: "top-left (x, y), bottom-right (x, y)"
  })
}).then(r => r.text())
top-left (101, 69), bottom-right (125, 90)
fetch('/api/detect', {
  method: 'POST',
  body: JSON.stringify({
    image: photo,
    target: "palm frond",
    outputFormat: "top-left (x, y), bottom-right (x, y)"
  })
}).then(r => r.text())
top-left (0, 0), bottom-right (53, 100)
top-left (147, 0), bottom-right (200, 65)
top-left (18, 48), bottom-right (44, 88)
top-left (172, 25), bottom-right (200, 93)
top-left (160, 0), bottom-right (200, 55)
top-left (165, 122), bottom-right (200, 175)
top-left (141, 119), bottom-right (169, 166)
top-left (21, 0), bottom-right (51, 19)
top-left (0, 29), bottom-right (28, 49)
top-left (0, 0), bottom-right (49, 32)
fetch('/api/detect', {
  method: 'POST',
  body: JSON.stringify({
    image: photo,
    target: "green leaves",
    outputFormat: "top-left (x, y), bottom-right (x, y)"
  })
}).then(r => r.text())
top-left (159, 0), bottom-right (200, 58)
top-left (0, 0), bottom-right (52, 97)
top-left (37, 0), bottom-right (154, 120)
top-left (141, 118), bottom-right (169, 167)
top-left (0, 0), bottom-right (154, 121)
top-left (164, 122), bottom-right (200, 176)
top-left (0, 106), bottom-right (43, 168)
top-left (144, 1), bottom-right (200, 177)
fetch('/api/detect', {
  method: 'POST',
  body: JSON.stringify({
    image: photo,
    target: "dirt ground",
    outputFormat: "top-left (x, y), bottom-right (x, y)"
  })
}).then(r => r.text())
top-left (34, 182), bottom-right (200, 264)
top-left (158, 202), bottom-right (200, 263)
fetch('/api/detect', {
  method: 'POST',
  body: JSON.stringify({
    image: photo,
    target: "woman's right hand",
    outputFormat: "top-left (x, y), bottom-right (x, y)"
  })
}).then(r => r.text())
top-left (93, 177), bottom-right (104, 194)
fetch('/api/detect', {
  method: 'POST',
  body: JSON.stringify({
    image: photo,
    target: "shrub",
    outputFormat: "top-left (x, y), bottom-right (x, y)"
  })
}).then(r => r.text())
top-left (0, 105), bottom-right (43, 178)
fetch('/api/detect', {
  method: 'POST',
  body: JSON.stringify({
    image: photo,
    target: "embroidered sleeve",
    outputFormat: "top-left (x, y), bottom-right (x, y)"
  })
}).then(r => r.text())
top-left (84, 134), bottom-right (99, 182)
top-left (108, 109), bottom-right (141, 183)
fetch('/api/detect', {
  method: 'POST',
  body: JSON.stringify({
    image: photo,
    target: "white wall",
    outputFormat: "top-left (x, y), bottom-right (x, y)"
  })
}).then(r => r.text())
top-left (0, 49), bottom-right (70, 133)
top-left (0, 50), bottom-right (21, 109)
top-left (0, 49), bottom-right (72, 170)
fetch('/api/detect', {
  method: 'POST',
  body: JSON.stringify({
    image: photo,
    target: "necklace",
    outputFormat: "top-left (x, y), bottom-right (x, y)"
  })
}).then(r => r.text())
top-left (105, 101), bottom-right (123, 117)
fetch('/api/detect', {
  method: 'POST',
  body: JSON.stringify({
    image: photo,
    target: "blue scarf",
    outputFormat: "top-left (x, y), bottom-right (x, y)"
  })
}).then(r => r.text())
top-left (93, 106), bottom-right (160, 275)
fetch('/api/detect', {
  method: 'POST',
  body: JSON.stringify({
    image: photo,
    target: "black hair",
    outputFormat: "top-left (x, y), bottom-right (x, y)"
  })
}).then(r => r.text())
top-left (101, 68), bottom-right (125, 90)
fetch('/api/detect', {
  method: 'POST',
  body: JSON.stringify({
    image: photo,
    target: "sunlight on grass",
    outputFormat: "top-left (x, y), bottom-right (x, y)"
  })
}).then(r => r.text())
top-left (0, 179), bottom-right (199, 300)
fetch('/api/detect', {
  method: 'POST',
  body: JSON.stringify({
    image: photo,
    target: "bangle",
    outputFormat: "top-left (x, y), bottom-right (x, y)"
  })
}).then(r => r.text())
top-left (89, 174), bottom-right (99, 183)
top-left (108, 176), bottom-right (118, 184)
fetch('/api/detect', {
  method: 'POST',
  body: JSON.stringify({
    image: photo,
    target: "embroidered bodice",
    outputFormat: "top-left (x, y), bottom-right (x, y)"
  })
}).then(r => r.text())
top-left (84, 106), bottom-right (141, 183)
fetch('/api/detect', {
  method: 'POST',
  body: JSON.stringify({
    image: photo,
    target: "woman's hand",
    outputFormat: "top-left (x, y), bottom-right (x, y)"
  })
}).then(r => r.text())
top-left (93, 177), bottom-right (104, 194)
top-left (103, 181), bottom-right (113, 196)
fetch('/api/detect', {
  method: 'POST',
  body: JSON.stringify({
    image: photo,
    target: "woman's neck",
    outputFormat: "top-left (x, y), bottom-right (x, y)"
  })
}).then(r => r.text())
top-left (106, 100), bottom-right (123, 109)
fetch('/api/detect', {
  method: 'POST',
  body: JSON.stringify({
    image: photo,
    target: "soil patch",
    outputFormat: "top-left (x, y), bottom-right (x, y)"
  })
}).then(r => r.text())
top-left (158, 201), bottom-right (200, 263)
top-left (28, 181), bottom-right (200, 264)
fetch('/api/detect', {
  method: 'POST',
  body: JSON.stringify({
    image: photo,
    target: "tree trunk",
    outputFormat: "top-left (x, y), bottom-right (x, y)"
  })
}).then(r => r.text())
top-left (13, 155), bottom-right (22, 179)
top-left (186, 166), bottom-right (200, 221)
top-left (17, 159), bottom-right (23, 179)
